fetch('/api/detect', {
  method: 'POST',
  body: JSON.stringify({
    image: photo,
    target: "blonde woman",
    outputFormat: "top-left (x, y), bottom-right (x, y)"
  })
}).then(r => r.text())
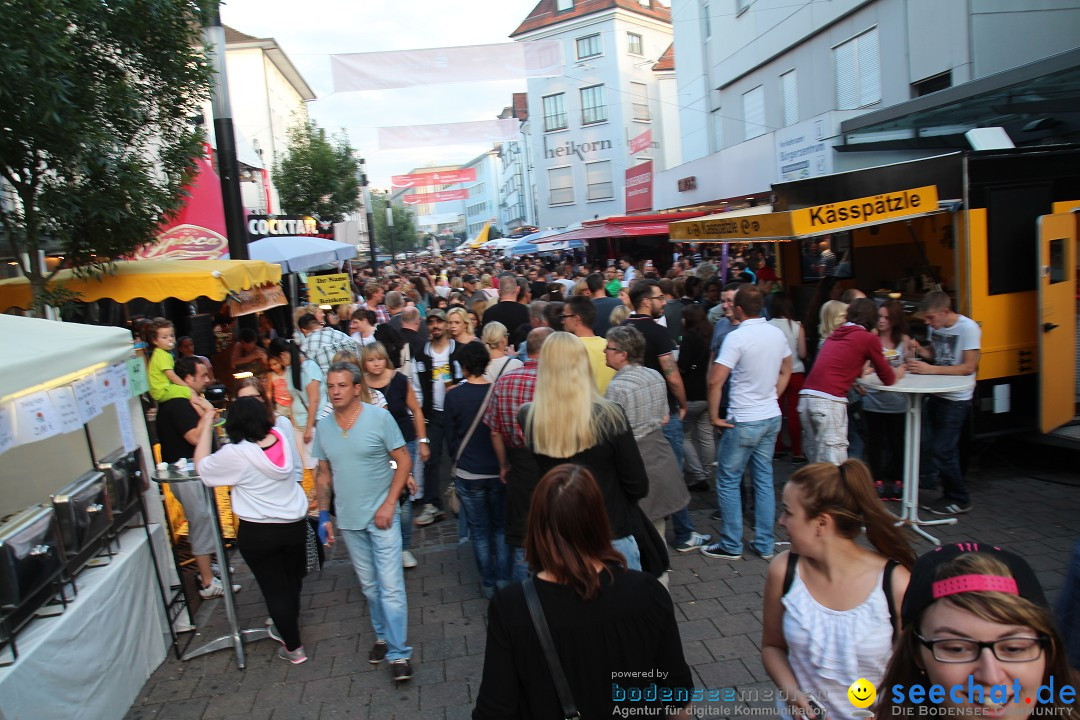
top-left (446, 306), bottom-right (479, 346)
top-left (329, 350), bottom-right (387, 411)
top-left (518, 332), bottom-right (649, 573)
top-left (817, 300), bottom-right (847, 350)
top-left (609, 304), bottom-right (631, 327)
top-left (481, 321), bottom-right (523, 383)
top-left (480, 274), bottom-right (499, 300)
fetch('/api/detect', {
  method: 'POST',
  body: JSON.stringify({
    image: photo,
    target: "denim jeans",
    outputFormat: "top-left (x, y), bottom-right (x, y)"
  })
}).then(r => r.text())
top-left (400, 439), bottom-right (425, 551)
top-left (511, 546), bottom-right (529, 583)
top-left (661, 413), bottom-right (694, 545)
top-left (418, 410), bottom-right (446, 509)
top-left (920, 396), bottom-right (970, 504)
top-left (714, 415), bottom-right (781, 556)
top-left (455, 475), bottom-right (510, 591)
top-left (340, 516), bottom-right (411, 661)
top-left (682, 400), bottom-right (716, 484)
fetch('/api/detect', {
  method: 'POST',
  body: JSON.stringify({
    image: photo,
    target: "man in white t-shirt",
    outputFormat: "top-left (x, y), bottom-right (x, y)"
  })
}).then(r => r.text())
top-left (702, 285), bottom-right (792, 561)
top-left (907, 290), bottom-right (981, 516)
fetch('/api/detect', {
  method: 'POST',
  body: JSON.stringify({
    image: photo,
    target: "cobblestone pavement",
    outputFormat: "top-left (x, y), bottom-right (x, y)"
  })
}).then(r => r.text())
top-left (126, 444), bottom-right (1080, 720)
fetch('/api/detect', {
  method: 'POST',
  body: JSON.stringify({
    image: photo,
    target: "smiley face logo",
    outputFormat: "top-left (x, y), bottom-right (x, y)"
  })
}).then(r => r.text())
top-left (848, 679), bottom-right (876, 709)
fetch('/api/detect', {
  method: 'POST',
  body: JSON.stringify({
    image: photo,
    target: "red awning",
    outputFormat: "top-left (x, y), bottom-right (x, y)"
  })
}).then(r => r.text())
top-left (553, 211), bottom-right (710, 241)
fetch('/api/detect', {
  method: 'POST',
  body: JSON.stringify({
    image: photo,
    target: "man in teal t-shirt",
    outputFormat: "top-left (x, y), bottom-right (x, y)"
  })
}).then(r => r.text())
top-left (313, 362), bottom-right (414, 681)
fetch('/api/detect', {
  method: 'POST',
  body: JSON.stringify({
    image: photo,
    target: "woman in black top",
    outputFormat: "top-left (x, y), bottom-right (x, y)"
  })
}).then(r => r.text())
top-left (678, 304), bottom-right (714, 490)
top-left (472, 464), bottom-right (693, 719)
top-left (360, 342), bottom-right (428, 569)
top-left (518, 332), bottom-right (648, 570)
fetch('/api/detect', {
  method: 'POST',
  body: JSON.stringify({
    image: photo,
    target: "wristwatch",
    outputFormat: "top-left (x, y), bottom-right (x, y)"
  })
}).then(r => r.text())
top-left (418, 438), bottom-right (430, 444)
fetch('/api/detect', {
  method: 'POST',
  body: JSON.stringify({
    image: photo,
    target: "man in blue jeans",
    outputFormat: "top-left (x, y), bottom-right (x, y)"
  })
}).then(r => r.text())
top-left (907, 290), bottom-right (981, 515)
top-left (702, 285), bottom-right (792, 561)
top-left (314, 363), bottom-right (415, 681)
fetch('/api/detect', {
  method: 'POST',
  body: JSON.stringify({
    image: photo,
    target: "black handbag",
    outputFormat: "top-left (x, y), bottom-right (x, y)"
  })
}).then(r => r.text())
top-left (523, 578), bottom-right (582, 719)
top-left (629, 505), bottom-right (670, 578)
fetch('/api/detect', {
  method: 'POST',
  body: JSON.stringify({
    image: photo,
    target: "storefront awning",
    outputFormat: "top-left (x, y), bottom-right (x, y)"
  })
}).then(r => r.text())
top-left (555, 211), bottom-right (711, 242)
top-left (670, 186), bottom-right (946, 243)
top-left (0, 259), bottom-right (283, 310)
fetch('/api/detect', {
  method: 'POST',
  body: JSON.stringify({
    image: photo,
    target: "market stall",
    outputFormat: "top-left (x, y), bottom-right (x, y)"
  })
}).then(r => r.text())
top-left (0, 315), bottom-right (171, 720)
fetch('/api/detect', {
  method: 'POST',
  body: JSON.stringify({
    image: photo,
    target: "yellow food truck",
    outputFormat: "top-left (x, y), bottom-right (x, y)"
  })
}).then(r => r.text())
top-left (672, 146), bottom-right (1078, 441)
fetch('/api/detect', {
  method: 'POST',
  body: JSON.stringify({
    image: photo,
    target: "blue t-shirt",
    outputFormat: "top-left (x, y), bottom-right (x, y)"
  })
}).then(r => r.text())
top-left (311, 404), bottom-right (405, 530)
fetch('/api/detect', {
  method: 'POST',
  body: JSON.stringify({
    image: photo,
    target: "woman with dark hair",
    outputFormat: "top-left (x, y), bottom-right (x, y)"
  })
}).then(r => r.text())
top-left (194, 396), bottom-right (310, 664)
top-left (875, 543), bottom-right (1072, 719)
top-left (472, 464), bottom-right (694, 718)
top-left (267, 338), bottom-right (323, 475)
top-left (768, 292), bottom-right (808, 464)
top-left (677, 304), bottom-right (715, 490)
top-left (762, 460), bottom-right (913, 720)
top-left (864, 299), bottom-right (910, 499)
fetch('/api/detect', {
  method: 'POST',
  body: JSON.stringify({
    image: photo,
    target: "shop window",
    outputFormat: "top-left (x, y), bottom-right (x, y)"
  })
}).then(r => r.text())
top-left (543, 93), bottom-right (567, 132)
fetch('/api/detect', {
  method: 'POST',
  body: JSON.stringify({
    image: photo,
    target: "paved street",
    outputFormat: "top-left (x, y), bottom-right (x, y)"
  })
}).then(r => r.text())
top-left (126, 443), bottom-right (1080, 720)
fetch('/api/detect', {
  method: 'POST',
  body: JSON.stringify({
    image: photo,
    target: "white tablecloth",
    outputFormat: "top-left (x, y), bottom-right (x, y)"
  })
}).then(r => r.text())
top-left (0, 525), bottom-right (169, 720)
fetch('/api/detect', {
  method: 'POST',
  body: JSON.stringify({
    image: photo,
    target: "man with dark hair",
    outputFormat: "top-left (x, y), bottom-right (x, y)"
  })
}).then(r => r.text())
top-left (156, 356), bottom-right (240, 598)
top-left (703, 284), bottom-right (791, 561)
top-left (799, 297), bottom-right (901, 464)
top-left (484, 326), bottom-right (553, 581)
top-left (481, 275), bottom-right (530, 348)
top-left (461, 275), bottom-right (480, 300)
top-left (350, 309), bottom-right (378, 347)
top-left (231, 326), bottom-right (267, 375)
top-left (364, 282), bottom-right (390, 324)
top-left (908, 290), bottom-right (981, 516)
top-left (562, 295), bottom-right (614, 393)
top-left (299, 311), bottom-right (357, 374)
top-left (313, 362), bottom-right (413, 681)
top-left (587, 271), bottom-right (623, 337)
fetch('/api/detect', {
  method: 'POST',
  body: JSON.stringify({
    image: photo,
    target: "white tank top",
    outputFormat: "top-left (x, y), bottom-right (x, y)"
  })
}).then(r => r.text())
top-left (780, 562), bottom-right (894, 720)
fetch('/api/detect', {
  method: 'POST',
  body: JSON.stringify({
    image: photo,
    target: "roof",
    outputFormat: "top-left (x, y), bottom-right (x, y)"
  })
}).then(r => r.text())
top-left (512, 0), bottom-right (671, 37)
top-left (653, 42), bottom-right (675, 72)
top-left (222, 25), bottom-right (316, 101)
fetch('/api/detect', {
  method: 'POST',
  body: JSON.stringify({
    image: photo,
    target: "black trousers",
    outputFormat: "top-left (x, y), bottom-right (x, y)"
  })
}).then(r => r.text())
top-left (865, 411), bottom-right (905, 484)
top-left (237, 519), bottom-right (307, 651)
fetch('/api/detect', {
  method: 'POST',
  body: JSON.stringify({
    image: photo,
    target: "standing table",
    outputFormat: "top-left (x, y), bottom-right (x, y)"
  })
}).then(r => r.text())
top-left (152, 465), bottom-right (268, 669)
top-left (858, 373), bottom-right (975, 545)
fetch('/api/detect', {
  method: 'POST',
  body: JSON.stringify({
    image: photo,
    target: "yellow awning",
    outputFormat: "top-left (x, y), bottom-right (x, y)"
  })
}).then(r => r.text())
top-left (467, 223), bottom-right (491, 249)
top-left (670, 186), bottom-right (943, 242)
top-left (0, 259), bottom-right (283, 310)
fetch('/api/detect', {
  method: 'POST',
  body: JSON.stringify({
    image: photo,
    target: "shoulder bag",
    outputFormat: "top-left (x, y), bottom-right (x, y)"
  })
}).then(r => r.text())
top-left (523, 577), bottom-right (581, 719)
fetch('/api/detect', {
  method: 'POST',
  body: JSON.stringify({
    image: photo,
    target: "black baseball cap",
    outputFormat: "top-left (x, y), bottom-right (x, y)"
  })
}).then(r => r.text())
top-left (463, 274), bottom-right (478, 284)
top-left (901, 542), bottom-right (1048, 626)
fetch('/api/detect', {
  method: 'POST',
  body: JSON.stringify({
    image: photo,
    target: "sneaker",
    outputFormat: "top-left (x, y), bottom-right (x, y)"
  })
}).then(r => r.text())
top-left (390, 658), bottom-right (413, 681)
top-left (922, 498), bottom-right (972, 516)
top-left (210, 563), bottom-right (234, 578)
top-left (198, 577), bottom-right (241, 599)
top-left (368, 640), bottom-right (389, 664)
top-left (757, 548), bottom-right (776, 562)
top-left (267, 623), bottom-right (285, 646)
top-left (402, 550), bottom-right (418, 569)
top-left (700, 543), bottom-right (742, 560)
top-left (674, 532), bottom-right (712, 553)
top-left (412, 504), bottom-right (445, 527)
top-left (791, 455), bottom-right (808, 465)
top-left (278, 645), bottom-right (307, 664)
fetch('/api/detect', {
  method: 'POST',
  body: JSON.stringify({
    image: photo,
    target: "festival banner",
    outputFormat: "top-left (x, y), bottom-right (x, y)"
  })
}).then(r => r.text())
top-left (629, 129), bottom-right (652, 155)
top-left (625, 161), bottom-right (654, 214)
top-left (392, 168), bottom-right (476, 189)
top-left (402, 190), bottom-right (470, 205)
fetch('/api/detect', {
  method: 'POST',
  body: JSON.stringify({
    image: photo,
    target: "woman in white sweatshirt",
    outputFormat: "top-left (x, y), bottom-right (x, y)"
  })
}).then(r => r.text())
top-left (194, 396), bottom-right (310, 664)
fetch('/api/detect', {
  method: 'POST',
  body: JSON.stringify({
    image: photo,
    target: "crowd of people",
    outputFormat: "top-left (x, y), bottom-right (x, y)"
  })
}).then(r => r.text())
top-left (132, 247), bottom-right (1079, 719)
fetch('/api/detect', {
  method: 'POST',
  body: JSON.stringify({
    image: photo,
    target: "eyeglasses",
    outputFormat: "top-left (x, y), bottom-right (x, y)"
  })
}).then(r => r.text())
top-left (561, 313), bottom-right (576, 319)
top-left (915, 634), bottom-right (1047, 663)
top-left (604, 346), bottom-right (622, 352)
top-left (649, 294), bottom-right (664, 300)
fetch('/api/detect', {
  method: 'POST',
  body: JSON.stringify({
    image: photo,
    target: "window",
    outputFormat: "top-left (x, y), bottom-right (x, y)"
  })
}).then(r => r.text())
top-left (580, 85), bottom-right (607, 125)
top-left (627, 32), bottom-right (643, 56)
top-left (834, 27), bottom-right (881, 110)
top-left (781, 70), bottom-right (797, 127)
top-left (468, 182), bottom-right (486, 198)
top-left (556, 0), bottom-right (573, 11)
top-left (702, 2), bottom-right (711, 39)
top-left (585, 161), bottom-right (614, 201)
top-left (912, 71), bottom-right (951, 98)
top-left (631, 82), bottom-right (650, 121)
top-left (548, 166), bottom-right (574, 206)
top-left (742, 85), bottom-right (765, 140)
top-left (576, 34), bottom-right (601, 60)
top-left (543, 93), bottom-right (567, 132)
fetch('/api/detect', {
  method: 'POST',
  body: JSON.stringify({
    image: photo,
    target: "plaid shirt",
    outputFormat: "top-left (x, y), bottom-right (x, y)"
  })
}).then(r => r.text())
top-left (373, 304), bottom-right (391, 325)
top-left (300, 326), bottom-right (358, 375)
top-left (483, 359), bottom-right (538, 449)
top-left (605, 364), bottom-right (667, 440)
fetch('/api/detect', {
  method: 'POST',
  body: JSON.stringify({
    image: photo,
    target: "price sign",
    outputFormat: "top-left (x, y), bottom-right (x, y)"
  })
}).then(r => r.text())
top-left (14, 391), bottom-right (61, 444)
top-left (0, 404), bottom-right (14, 454)
top-left (49, 386), bottom-right (84, 434)
top-left (74, 375), bottom-right (103, 423)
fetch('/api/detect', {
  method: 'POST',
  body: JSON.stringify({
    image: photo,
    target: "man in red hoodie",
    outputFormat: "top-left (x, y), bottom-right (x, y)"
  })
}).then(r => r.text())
top-left (799, 298), bottom-right (903, 463)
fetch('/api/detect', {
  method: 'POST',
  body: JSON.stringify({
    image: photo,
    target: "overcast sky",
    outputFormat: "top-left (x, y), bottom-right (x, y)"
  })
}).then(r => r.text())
top-left (220, 0), bottom-right (541, 189)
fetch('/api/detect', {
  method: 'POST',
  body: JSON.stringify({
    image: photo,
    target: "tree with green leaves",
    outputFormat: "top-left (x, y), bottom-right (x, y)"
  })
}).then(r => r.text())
top-left (0, 0), bottom-right (215, 312)
top-left (371, 194), bottom-right (420, 258)
top-left (273, 120), bottom-right (361, 223)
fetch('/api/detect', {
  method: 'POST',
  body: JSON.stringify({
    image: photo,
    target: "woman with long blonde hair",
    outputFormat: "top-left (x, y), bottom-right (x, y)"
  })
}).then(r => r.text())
top-left (817, 300), bottom-right (847, 349)
top-left (446, 306), bottom-right (478, 346)
top-left (519, 332), bottom-right (649, 571)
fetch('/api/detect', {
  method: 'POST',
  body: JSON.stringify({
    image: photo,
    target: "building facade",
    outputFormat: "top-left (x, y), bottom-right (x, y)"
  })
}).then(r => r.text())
top-left (658, 0), bottom-right (1080, 210)
top-left (497, 94), bottom-right (538, 231)
top-left (512, 0), bottom-right (676, 228)
top-left (461, 150), bottom-right (503, 239)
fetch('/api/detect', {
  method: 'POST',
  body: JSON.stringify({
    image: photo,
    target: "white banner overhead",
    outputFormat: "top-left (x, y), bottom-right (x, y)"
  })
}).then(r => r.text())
top-left (378, 118), bottom-right (520, 150)
top-left (331, 40), bottom-right (563, 92)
